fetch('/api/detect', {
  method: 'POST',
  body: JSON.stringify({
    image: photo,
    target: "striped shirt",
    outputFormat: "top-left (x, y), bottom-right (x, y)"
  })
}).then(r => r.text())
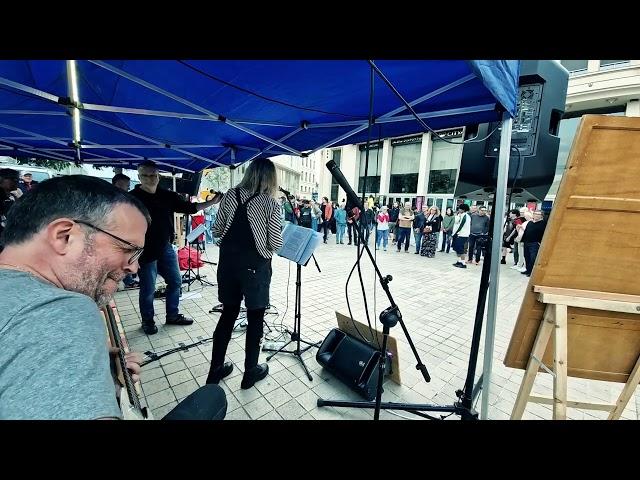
top-left (213, 187), bottom-right (283, 259)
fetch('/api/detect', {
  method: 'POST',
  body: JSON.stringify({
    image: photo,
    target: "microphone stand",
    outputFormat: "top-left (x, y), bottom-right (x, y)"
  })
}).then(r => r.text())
top-left (321, 160), bottom-right (479, 420)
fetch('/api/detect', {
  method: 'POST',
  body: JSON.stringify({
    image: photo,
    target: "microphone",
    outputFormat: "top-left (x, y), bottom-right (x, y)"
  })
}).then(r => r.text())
top-left (325, 160), bottom-right (364, 212)
top-left (279, 186), bottom-right (291, 196)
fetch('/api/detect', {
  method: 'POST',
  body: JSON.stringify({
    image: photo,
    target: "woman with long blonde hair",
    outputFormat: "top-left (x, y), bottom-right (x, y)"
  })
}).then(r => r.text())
top-left (206, 157), bottom-right (283, 390)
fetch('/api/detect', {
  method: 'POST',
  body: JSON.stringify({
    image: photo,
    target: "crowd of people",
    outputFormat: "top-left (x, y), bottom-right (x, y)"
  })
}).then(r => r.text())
top-left (279, 195), bottom-right (547, 275)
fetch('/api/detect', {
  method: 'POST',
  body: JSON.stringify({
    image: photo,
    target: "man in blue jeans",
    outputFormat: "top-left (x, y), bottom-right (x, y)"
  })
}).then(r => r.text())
top-left (131, 161), bottom-right (222, 335)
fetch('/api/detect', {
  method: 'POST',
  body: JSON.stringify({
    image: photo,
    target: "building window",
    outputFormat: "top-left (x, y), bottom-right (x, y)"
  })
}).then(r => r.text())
top-left (560, 60), bottom-right (588, 73)
top-left (357, 144), bottom-right (382, 194)
top-left (428, 140), bottom-right (462, 194)
top-left (600, 60), bottom-right (630, 70)
top-left (330, 149), bottom-right (342, 202)
top-left (389, 140), bottom-right (420, 193)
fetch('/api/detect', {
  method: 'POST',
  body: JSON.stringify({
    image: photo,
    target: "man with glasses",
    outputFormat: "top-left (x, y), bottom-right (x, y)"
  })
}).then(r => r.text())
top-left (131, 161), bottom-right (221, 335)
top-left (0, 175), bottom-right (227, 419)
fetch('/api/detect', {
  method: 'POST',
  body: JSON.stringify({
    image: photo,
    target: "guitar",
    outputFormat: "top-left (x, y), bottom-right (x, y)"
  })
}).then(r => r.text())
top-left (103, 304), bottom-right (153, 420)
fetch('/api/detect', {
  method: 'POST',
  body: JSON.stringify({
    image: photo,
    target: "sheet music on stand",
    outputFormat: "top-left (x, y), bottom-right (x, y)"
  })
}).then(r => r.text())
top-left (186, 223), bottom-right (207, 244)
top-left (277, 223), bottom-right (322, 265)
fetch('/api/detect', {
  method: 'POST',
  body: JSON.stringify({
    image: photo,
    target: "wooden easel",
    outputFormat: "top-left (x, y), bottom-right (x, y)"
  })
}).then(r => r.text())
top-left (511, 286), bottom-right (640, 420)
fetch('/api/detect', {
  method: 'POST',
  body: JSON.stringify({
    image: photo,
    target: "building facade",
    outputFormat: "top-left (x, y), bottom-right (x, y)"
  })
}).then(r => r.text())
top-left (314, 60), bottom-right (640, 210)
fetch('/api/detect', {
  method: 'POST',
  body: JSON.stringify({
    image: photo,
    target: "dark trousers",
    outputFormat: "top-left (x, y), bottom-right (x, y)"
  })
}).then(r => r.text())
top-left (138, 242), bottom-right (182, 323)
top-left (209, 304), bottom-right (265, 372)
top-left (467, 233), bottom-right (486, 263)
top-left (396, 227), bottom-right (411, 251)
top-left (413, 229), bottom-right (422, 253)
top-left (321, 219), bottom-right (329, 241)
top-left (162, 384), bottom-right (227, 420)
top-left (347, 222), bottom-right (359, 244)
top-left (524, 242), bottom-right (540, 275)
top-left (441, 231), bottom-right (452, 252)
top-left (513, 242), bottom-right (520, 265)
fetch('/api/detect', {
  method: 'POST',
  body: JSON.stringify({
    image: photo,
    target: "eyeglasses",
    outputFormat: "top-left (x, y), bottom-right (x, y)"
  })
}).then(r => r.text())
top-left (74, 220), bottom-right (144, 265)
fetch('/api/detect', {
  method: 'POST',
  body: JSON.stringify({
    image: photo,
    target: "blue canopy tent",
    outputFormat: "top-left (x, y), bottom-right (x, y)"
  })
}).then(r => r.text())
top-left (0, 59), bottom-right (520, 419)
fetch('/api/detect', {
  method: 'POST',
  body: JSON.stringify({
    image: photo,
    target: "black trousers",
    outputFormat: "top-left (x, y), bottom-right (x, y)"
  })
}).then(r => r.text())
top-left (209, 304), bottom-right (266, 372)
top-left (467, 233), bottom-right (487, 262)
top-left (347, 222), bottom-right (359, 244)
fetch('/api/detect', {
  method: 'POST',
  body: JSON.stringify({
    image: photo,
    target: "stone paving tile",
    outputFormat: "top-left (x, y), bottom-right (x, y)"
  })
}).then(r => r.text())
top-left (117, 240), bottom-right (640, 421)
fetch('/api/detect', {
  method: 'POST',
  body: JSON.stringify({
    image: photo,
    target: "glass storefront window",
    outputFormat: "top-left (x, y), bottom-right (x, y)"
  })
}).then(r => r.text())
top-left (428, 140), bottom-right (462, 194)
top-left (389, 141), bottom-right (420, 193)
top-left (357, 146), bottom-right (382, 194)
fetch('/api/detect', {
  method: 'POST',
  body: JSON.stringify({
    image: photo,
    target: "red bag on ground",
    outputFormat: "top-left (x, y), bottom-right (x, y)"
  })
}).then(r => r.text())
top-left (178, 246), bottom-right (204, 270)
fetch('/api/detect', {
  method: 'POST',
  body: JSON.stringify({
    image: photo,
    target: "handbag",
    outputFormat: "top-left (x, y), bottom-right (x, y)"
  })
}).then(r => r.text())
top-left (423, 225), bottom-right (432, 233)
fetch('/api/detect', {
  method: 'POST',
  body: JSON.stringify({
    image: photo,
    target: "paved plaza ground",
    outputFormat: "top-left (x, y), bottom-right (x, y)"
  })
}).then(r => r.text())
top-left (115, 233), bottom-right (640, 420)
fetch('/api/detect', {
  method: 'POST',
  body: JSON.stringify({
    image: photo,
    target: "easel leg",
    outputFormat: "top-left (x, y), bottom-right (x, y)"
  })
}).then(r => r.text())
top-left (608, 353), bottom-right (640, 420)
top-left (512, 305), bottom-right (555, 419)
top-left (552, 303), bottom-right (568, 420)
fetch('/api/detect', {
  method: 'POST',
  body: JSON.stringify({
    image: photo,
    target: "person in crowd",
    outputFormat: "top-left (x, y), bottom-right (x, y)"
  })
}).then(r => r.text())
top-left (320, 197), bottom-right (333, 244)
top-left (388, 201), bottom-right (399, 245)
top-left (440, 207), bottom-right (455, 253)
top-left (298, 200), bottom-right (313, 229)
top-left (375, 205), bottom-right (390, 251)
top-left (395, 202), bottom-right (414, 253)
top-left (467, 206), bottom-right (490, 265)
top-left (347, 206), bottom-right (360, 245)
top-left (521, 210), bottom-right (547, 277)
top-left (501, 209), bottom-right (520, 265)
top-left (334, 202), bottom-right (347, 244)
top-left (17, 172), bottom-right (39, 195)
top-left (513, 209), bottom-right (533, 272)
top-left (0, 175), bottom-right (227, 419)
top-left (421, 206), bottom-right (442, 258)
top-left (413, 205), bottom-right (427, 254)
top-left (452, 204), bottom-right (472, 268)
top-left (363, 204), bottom-right (375, 244)
top-left (130, 160), bottom-right (221, 335)
top-left (206, 157), bottom-right (283, 390)
top-left (203, 193), bottom-right (219, 244)
top-left (0, 168), bottom-right (20, 246)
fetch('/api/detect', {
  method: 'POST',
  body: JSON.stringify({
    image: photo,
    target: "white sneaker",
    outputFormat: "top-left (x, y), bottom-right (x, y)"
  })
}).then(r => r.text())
top-left (509, 265), bottom-right (520, 270)
top-left (518, 266), bottom-right (527, 272)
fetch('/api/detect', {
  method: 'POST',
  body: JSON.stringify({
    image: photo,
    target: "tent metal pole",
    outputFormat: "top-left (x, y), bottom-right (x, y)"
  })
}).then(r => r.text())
top-left (480, 112), bottom-right (513, 419)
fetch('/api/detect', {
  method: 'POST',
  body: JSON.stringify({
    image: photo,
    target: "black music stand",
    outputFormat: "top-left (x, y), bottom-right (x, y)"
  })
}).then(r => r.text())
top-left (182, 219), bottom-right (216, 291)
top-left (263, 193), bottom-right (321, 381)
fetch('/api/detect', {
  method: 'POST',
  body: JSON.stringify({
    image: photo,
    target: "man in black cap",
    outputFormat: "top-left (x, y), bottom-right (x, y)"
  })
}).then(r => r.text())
top-left (18, 172), bottom-right (39, 194)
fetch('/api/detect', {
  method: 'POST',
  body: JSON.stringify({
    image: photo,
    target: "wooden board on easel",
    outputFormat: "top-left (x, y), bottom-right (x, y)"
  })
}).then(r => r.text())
top-left (335, 311), bottom-right (402, 385)
top-left (504, 115), bottom-right (640, 383)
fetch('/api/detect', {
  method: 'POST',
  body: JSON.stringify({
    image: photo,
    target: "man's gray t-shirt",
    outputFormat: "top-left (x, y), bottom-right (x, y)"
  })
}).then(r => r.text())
top-left (0, 269), bottom-right (122, 419)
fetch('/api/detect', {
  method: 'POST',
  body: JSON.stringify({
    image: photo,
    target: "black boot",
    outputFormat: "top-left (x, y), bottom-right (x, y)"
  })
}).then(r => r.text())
top-left (241, 363), bottom-right (269, 389)
top-left (206, 362), bottom-right (234, 384)
top-left (142, 319), bottom-right (157, 335)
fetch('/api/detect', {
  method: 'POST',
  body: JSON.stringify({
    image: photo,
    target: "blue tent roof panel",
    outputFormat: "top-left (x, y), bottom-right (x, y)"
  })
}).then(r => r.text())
top-left (0, 60), bottom-right (519, 172)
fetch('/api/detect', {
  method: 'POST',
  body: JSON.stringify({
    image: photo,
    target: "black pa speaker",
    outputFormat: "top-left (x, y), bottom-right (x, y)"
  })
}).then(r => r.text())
top-left (158, 171), bottom-right (203, 197)
top-left (455, 60), bottom-right (569, 202)
top-left (316, 328), bottom-right (391, 401)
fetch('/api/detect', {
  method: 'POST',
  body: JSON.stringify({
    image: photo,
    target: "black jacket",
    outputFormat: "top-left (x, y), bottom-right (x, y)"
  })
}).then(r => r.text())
top-left (389, 207), bottom-right (400, 223)
top-left (413, 212), bottom-right (426, 230)
top-left (424, 214), bottom-right (442, 233)
top-left (131, 185), bottom-right (198, 263)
